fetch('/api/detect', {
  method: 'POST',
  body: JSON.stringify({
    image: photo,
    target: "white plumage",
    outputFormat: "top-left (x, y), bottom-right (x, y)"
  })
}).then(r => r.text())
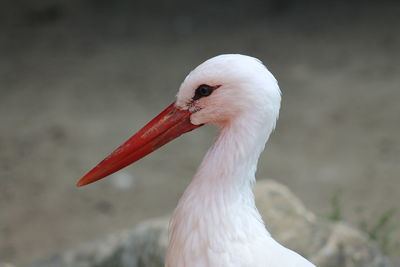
top-left (165, 54), bottom-right (315, 267)
top-left (78, 54), bottom-right (315, 267)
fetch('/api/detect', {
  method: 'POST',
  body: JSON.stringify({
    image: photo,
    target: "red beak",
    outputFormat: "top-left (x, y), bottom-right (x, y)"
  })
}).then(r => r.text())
top-left (77, 102), bottom-right (201, 187)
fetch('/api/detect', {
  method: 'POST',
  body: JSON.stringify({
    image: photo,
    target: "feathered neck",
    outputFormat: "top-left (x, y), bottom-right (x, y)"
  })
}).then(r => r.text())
top-left (166, 113), bottom-right (276, 266)
top-left (189, 115), bottom-right (271, 198)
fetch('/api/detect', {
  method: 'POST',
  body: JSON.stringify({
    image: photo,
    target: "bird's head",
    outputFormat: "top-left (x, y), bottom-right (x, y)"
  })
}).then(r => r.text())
top-left (176, 54), bottom-right (281, 127)
top-left (77, 54), bottom-right (280, 187)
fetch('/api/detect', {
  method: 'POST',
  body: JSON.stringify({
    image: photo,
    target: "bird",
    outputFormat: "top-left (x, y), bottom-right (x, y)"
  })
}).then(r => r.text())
top-left (77, 54), bottom-right (315, 267)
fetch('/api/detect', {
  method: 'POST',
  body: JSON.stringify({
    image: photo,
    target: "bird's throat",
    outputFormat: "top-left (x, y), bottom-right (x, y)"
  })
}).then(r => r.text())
top-left (166, 117), bottom-right (273, 266)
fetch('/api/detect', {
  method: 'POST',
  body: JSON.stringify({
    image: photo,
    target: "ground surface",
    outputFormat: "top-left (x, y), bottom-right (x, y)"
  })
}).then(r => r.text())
top-left (0, 1), bottom-right (399, 265)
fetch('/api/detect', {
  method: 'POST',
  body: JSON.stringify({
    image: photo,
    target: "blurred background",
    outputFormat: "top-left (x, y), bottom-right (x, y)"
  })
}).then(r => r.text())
top-left (0, 0), bottom-right (399, 265)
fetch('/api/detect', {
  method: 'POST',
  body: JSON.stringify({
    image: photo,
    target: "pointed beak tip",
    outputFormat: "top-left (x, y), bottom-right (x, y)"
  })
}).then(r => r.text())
top-left (76, 179), bottom-right (86, 187)
top-left (76, 175), bottom-right (101, 187)
top-left (76, 175), bottom-right (94, 187)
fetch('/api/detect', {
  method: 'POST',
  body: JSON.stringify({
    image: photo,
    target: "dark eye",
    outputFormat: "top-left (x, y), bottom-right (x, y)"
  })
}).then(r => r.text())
top-left (193, 84), bottom-right (214, 100)
top-left (198, 85), bottom-right (212, 96)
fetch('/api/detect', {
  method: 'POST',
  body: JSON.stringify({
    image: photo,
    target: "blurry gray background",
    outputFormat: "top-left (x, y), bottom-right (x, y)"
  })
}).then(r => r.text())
top-left (0, 0), bottom-right (399, 265)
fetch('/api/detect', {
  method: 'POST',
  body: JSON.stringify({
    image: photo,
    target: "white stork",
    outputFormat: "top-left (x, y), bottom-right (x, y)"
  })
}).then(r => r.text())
top-left (77, 54), bottom-right (315, 267)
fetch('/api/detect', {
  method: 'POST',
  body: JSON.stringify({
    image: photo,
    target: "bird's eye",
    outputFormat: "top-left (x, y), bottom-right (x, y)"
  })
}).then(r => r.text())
top-left (199, 85), bottom-right (212, 96)
top-left (193, 84), bottom-right (214, 100)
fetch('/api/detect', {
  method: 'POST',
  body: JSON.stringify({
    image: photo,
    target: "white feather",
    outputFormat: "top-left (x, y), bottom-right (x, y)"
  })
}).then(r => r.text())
top-left (166, 54), bottom-right (315, 267)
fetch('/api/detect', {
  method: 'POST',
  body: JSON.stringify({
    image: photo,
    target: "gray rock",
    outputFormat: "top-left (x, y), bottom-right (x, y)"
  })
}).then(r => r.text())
top-left (311, 223), bottom-right (391, 267)
top-left (27, 231), bottom-right (128, 267)
top-left (27, 180), bottom-right (391, 267)
top-left (121, 218), bottom-right (169, 267)
top-left (254, 180), bottom-right (390, 267)
top-left (254, 180), bottom-right (331, 257)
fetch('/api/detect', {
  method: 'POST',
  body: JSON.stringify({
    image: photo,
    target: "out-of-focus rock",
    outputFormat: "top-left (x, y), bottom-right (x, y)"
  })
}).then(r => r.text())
top-left (254, 180), bottom-right (331, 257)
top-left (311, 223), bottom-right (391, 267)
top-left (27, 218), bottom-right (170, 267)
top-left (27, 180), bottom-right (391, 267)
top-left (27, 230), bottom-right (128, 267)
top-left (254, 180), bottom-right (390, 267)
top-left (120, 218), bottom-right (169, 267)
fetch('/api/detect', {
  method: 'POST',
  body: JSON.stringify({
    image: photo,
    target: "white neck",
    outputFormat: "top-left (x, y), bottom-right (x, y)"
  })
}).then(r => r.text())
top-left (188, 115), bottom-right (270, 204)
top-left (166, 113), bottom-right (276, 266)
